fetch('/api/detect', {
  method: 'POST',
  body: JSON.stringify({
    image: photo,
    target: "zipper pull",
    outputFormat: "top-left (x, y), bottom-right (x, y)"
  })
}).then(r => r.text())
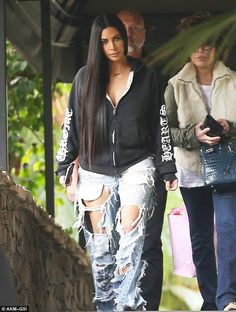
top-left (112, 152), bottom-right (116, 166)
top-left (113, 107), bottom-right (117, 115)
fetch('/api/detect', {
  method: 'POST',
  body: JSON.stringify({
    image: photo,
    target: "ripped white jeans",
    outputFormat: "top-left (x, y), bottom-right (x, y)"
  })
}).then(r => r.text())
top-left (74, 157), bottom-right (156, 311)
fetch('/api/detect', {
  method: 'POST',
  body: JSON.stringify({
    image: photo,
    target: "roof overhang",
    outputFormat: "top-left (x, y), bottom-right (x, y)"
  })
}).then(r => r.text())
top-left (6, 0), bottom-right (236, 82)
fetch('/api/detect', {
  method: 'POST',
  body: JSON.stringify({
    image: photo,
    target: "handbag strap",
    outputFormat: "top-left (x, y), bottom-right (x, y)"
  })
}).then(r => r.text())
top-left (223, 143), bottom-right (236, 175)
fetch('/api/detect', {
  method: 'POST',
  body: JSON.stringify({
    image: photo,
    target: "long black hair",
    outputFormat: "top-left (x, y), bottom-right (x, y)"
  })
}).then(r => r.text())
top-left (80, 13), bottom-right (128, 167)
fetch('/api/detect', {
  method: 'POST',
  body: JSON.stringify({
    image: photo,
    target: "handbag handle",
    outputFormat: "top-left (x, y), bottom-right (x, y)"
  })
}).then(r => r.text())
top-left (223, 143), bottom-right (236, 175)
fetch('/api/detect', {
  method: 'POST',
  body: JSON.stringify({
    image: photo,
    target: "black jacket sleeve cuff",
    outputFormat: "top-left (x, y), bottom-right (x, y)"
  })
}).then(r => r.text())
top-left (163, 173), bottom-right (177, 182)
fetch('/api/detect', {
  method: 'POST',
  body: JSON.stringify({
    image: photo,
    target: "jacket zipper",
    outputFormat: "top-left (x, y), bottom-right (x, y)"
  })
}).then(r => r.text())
top-left (106, 97), bottom-right (118, 167)
top-left (112, 107), bottom-right (117, 166)
top-left (107, 72), bottom-right (133, 168)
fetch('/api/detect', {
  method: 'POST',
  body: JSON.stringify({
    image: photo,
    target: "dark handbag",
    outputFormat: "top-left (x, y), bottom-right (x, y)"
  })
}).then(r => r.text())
top-left (200, 140), bottom-right (236, 186)
top-left (203, 114), bottom-right (224, 137)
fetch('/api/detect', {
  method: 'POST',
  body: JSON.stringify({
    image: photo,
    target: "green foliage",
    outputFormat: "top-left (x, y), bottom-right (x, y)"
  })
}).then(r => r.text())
top-left (54, 82), bottom-right (72, 96)
top-left (7, 41), bottom-right (44, 150)
top-left (7, 41), bottom-right (46, 206)
top-left (147, 10), bottom-right (236, 74)
top-left (7, 40), bottom-right (74, 232)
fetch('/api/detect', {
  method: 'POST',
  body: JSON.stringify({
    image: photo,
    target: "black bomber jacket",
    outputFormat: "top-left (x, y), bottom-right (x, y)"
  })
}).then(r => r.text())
top-left (55, 57), bottom-right (176, 180)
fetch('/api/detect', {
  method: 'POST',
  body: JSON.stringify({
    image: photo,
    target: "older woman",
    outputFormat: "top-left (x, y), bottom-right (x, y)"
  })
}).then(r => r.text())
top-left (165, 11), bottom-right (236, 311)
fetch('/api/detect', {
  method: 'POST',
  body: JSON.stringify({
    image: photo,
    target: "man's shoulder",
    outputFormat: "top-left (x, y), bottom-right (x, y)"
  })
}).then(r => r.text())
top-left (128, 55), bottom-right (145, 73)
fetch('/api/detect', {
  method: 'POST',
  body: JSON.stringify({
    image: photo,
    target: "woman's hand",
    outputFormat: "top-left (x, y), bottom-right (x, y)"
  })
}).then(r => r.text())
top-left (66, 160), bottom-right (79, 202)
top-left (165, 179), bottom-right (178, 191)
top-left (217, 118), bottom-right (230, 134)
top-left (195, 122), bottom-right (221, 145)
top-left (59, 175), bottom-right (72, 187)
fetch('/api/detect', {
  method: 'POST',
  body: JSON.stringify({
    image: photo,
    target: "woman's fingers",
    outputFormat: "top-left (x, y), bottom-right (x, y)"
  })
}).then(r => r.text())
top-left (195, 122), bottom-right (221, 144)
top-left (59, 175), bottom-right (72, 187)
top-left (59, 175), bottom-right (66, 187)
top-left (165, 179), bottom-right (178, 191)
top-left (217, 118), bottom-right (230, 133)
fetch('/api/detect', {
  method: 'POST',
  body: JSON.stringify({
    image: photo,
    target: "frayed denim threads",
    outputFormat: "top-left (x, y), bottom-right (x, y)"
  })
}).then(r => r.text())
top-left (74, 157), bottom-right (156, 311)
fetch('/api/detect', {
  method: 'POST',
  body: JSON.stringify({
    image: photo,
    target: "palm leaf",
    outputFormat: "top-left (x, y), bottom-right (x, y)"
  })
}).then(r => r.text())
top-left (146, 10), bottom-right (236, 74)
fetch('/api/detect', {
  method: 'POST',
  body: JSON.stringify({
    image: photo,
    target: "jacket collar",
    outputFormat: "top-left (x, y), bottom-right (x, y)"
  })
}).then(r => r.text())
top-left (213, 60), bottom-right (231, 80)
top-left (175, 60), bottom-right (231, 84)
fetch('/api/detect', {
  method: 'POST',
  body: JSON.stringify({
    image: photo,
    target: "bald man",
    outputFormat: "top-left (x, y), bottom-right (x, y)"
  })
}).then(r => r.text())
top-left (118, 9), bottom-right (168, 311)
top-left (117, 9), bottom-right (146, 58)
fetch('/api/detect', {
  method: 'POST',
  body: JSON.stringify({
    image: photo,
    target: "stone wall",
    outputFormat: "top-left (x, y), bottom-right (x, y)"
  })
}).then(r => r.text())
top-left (0, 171), bottom-right (94, 312)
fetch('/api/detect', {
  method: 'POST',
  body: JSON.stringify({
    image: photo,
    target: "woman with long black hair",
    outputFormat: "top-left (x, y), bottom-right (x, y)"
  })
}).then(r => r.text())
top-left (56, 13), bottom-right (177, 311)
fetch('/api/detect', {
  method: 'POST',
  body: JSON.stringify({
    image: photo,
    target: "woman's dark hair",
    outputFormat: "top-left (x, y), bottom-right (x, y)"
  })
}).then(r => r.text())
top-left (80, 13), bottom-right (128, 167)
top-left (178, 11), bottom-right (212, 33)
top-left (178, 11), bottom-right (224, 57)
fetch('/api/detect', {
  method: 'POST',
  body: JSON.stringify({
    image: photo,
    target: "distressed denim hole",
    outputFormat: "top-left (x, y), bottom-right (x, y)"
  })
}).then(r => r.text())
top-left (81, 186), bottom-right (111, 234)
top-left (118, 263), bottom-right (131, 275)
top-left (75, 160), bottom-right (155, 310)
top-left (120, 204), bottom-right (141, 234)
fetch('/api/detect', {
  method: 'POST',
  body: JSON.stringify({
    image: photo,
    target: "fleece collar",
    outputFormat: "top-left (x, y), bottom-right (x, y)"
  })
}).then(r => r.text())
top-left (173, 60), bottom-right (231, 84)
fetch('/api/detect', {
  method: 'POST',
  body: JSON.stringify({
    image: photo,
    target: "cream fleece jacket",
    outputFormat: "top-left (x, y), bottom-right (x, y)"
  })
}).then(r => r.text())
top-left (165, 61), bottom-right (236, 174)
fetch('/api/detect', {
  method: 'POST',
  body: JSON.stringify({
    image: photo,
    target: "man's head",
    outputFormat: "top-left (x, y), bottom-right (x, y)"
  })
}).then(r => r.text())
top-left (117, 9), bottom-right (145, 57)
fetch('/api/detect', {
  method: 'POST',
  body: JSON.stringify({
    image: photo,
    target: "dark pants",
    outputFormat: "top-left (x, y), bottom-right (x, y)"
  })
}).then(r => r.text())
top-left (141, 179), bottom-right (167, 311)
top-left (79, 227), bottom-right (86, 249)
top-left (181, 185), bottom-right (236, 311)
